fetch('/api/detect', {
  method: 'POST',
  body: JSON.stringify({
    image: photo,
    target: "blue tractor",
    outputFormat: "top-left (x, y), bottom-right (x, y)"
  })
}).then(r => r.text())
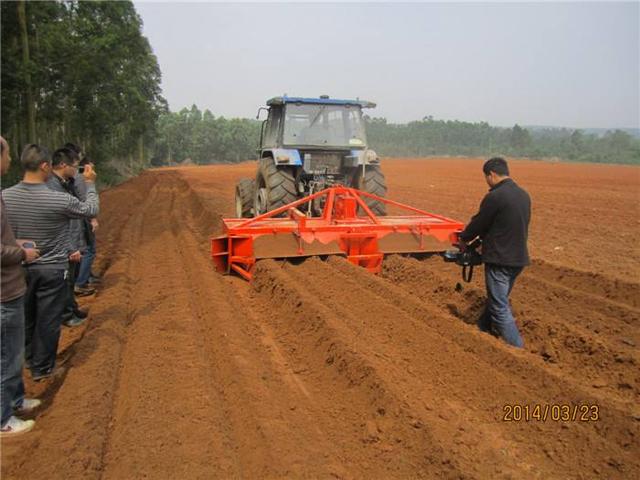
top-left (235, 95), bottom-right (387, 218)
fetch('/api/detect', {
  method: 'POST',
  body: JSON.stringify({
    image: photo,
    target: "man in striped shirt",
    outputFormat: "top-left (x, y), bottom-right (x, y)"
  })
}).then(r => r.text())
top-left (2, 144), bottom-right (99, 381)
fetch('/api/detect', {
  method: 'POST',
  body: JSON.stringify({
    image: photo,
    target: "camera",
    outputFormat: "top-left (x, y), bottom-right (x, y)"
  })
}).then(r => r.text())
top-left (78, 166), bottom-right (85, 174)
top-left (443, 238), bottom-right (483, 282)
top-left (443, 248), bottom-right (482, 268)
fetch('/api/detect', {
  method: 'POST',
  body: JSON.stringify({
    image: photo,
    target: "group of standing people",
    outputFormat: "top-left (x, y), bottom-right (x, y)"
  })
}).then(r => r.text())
top-left (1, 136), bottom-right (101, 437)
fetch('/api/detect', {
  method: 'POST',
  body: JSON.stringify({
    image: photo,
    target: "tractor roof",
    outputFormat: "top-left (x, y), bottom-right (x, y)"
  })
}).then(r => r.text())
top-left (266, 96), bottom-right (376, 108)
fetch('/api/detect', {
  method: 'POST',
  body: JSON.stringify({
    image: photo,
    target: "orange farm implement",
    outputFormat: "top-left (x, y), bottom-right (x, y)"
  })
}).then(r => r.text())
top-left (211, 186), bottom-right (465, 281)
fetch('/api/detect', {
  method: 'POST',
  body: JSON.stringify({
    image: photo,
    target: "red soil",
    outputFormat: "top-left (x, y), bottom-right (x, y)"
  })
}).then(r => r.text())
top-left (1, 158), bottom-right (638, 479)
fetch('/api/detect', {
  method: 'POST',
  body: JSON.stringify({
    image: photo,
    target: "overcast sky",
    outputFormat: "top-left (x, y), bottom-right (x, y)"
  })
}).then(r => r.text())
top-left (135, 1), bottom-right (639, 129)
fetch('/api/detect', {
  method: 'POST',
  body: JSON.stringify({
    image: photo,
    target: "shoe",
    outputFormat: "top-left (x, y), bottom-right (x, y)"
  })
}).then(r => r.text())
top-left (63, 315), bottom-right (87, 327)
top-left (32, 366), bottom-right (67, 382)
top-left (0, 416), bottom-right (35, 437)
top-left (14, 398), bottom-right (42, 414)
top-left (73, 308), bottom-right (89, 319)
top-left (74, 285), bottom-right (95, 297)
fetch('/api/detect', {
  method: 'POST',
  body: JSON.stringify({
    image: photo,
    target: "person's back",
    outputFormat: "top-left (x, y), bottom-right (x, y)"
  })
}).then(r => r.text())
top-left (459, 157), bottom-right (531, 348)
top-left (479, 178), bottom-right (531, 267)
top-left (2, 183), bottom-right (97, 268)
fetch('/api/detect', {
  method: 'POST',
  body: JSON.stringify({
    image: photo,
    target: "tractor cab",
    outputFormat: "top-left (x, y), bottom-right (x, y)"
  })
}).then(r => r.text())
top-left (261, 96), bottom-right (373, 152)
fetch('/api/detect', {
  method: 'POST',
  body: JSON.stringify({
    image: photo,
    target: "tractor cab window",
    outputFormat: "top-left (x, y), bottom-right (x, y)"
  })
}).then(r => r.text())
top-left (263, 108), bottom-right (282, 147)
top-left (283, 104), bottom-right (367, 147)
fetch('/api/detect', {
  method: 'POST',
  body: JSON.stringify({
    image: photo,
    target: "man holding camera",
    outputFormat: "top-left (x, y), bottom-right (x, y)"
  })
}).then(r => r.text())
top-left (74, 155), bottom-right (101, 294)
top-left (46, 147), bottom-right (90, 326)
top-left (458, 157), bottom-right (531, 348)
top-left (2, 144), bottom-right (99, 381)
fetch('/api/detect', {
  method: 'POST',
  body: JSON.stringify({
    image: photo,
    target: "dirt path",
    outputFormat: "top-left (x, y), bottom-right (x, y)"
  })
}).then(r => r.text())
top-left (1, 159), bottom-right (638, 479)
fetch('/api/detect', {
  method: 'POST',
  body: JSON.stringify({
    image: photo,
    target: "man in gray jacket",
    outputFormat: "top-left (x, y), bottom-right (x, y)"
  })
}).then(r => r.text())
top-left (47, 147), bottom-right (88, 326)
top-left (1, 137), bottom-right (42, 436)
top-left (2, 144), bottom-right (99, 381)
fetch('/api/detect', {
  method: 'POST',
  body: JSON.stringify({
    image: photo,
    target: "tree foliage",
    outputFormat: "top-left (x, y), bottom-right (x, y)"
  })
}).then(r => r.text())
top-left (153, 106), bottom-right (261, 165)
top-left (1, 0), bottom-right (166, 185)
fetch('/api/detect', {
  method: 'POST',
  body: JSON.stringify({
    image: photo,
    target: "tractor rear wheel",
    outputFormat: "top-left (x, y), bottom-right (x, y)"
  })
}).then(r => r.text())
top-left (254, 157), bottom-right (297, 216)
top-left (354, 166), bottom-right (387, 216)
top-left (235, 178), bottom-right (255, 218)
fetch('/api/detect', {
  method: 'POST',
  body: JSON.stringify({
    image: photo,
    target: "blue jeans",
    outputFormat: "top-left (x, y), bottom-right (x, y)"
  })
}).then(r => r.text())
top-left (479, 264), bottom-right (524, 348)
top-left (1, 296), bottom-right (26, 426)
top-left (76, 236), bottom-right (96, 287)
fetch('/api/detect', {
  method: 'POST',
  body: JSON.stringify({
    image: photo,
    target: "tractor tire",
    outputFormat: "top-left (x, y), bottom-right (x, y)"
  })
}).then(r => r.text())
top-left (235, 178), bottom-right (255, 218)
top-left (354, 165), bottom-right (387, 216)
top-left (254, 157), bottom-right (297, 216)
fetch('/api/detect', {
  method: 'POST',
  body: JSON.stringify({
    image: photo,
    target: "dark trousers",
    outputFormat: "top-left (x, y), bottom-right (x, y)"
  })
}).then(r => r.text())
top-left (62, 261), bottom-right (79, 321)
top-left (1, 296), bottom-right (26, 426)
top-left (24, 267), bottom-right (68, 376)
top-left (478, 263), bottom-right (524, 348)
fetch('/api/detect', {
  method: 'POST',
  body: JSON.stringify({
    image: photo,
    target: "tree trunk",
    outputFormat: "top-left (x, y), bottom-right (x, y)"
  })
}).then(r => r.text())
top-left (138, 135), bottom-right (144, 165)
top-left (17, 0), bottom-right (36, 142)
top-left (15, 95), bottom-right (24, 151)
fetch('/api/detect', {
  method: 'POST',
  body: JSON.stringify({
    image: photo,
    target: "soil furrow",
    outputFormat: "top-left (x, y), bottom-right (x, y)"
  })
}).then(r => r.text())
top-left (100, 179), bottom-right (234, 479)
top-left (301, 256), bottom-right (639, 476)
top-left (250, 260), bottom-right (466, 478)
top-left (169, 178), bottom-right (345, 478)
top-left (381, 255), bottom-right (640, 406)
top-left (528, 259), bottom-right (640, 310)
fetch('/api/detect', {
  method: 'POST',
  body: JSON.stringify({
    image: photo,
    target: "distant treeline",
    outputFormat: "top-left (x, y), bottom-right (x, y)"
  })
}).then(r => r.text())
top-left (366, 117), bottom-right (640, 165)
top-left (153, 107), bottom-right (640, 166)
top-left (1, 0), bottom-right (165, 185)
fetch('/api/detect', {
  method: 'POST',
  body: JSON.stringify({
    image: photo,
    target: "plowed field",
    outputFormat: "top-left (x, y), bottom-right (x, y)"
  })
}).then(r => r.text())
top-left (2, 158), bottom-right (639, 479)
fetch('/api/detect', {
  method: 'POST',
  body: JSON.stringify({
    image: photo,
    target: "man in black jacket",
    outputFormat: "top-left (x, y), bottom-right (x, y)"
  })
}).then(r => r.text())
top-left (459, 157), bottom-right (531, 348)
